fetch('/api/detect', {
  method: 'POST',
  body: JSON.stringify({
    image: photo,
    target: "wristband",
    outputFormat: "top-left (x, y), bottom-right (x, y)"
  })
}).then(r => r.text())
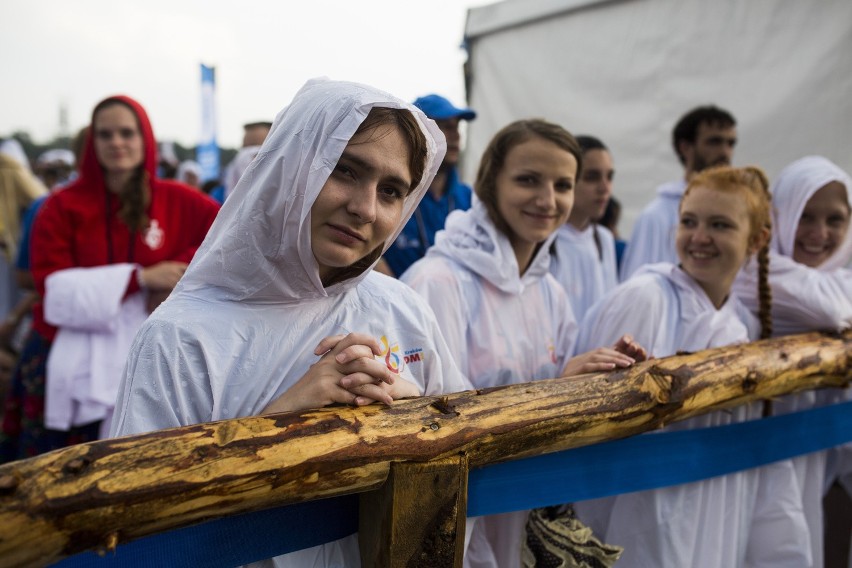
top-left (136, 266), bottom-right (146, 289)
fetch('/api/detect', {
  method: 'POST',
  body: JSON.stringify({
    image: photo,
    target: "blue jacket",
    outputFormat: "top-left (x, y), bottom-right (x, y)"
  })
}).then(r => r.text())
top-left (385, 167), bottom-right (471, 277)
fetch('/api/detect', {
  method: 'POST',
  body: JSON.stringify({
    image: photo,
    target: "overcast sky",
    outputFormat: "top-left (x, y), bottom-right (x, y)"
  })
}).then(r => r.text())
top-left (1, 0), bottom-right (492, 149)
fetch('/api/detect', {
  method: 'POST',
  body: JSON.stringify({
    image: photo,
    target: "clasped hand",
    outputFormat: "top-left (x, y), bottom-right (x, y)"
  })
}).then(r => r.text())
top-left (261, 332), bottom-right (420, 415)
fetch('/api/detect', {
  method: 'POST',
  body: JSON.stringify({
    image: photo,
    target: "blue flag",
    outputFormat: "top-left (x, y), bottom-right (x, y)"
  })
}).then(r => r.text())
top-left (197, 64), bottom-right (219, 183)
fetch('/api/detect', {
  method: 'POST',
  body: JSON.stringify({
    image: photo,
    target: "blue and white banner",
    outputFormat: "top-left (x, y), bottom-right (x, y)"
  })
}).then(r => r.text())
top-left (197, 64), bottom-right (219, 183)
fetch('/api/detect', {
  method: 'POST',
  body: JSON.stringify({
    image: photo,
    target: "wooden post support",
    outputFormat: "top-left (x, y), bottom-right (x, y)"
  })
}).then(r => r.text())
top-left (360, 454), bottom-right (468, 567)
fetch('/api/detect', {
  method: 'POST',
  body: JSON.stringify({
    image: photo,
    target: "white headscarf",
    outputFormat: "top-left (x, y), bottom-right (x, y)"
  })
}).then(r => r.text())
top-left (771, 155), bottom-right (852, 271)
top-left (175, 160), bottom-right (202, 186)
top-left (174, 77), bottom-right (445, 304)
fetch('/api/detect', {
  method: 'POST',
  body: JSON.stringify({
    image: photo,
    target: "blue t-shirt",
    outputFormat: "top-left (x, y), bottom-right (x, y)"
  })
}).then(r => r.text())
top-left (384, 167), bottom-right (471, 277)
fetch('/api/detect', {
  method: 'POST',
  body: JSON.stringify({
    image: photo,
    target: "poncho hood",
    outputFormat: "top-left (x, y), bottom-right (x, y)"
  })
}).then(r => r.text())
top-left (428, 198), bottom-right (556, 294)
top-left (174, 78), bottom-right (446, 303)
top-left (771, 155), bottom-right (852, 271)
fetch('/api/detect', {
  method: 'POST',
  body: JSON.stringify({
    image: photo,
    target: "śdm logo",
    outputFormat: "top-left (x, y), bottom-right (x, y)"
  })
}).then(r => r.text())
top-left (380, 335), bottom-right (403, 374)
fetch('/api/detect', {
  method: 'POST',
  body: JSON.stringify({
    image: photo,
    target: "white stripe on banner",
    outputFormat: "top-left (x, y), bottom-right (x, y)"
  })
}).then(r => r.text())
top-left (197, 64), bottom-right (219, 183)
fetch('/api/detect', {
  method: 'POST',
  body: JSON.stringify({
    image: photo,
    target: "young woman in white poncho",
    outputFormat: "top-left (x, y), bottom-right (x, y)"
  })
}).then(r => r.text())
top-left (401, 119), bottom-right (646, 568)
top-left (110, 78), bottom-right (471, 567)
top-left (732, 155), bottom-right (852, 568)
top-left (549, 135), bottom-right (619, 320)
top-left (573, 166), bottom-right (811, 567)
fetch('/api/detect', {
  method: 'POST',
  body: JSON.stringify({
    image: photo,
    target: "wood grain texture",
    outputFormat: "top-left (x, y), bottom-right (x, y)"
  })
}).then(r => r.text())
top-left (360, 456), bottom-right (467, 567)
top-left (0, 330), bottom-right (848, 567)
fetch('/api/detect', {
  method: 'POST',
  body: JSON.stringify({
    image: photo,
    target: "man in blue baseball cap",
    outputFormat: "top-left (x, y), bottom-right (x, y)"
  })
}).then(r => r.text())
top-left (378, 94), bottom-right (477, 277)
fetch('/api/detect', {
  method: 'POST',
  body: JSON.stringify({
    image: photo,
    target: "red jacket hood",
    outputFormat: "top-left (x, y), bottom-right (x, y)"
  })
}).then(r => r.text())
top-left (76, 94), bottom-right (159, 194)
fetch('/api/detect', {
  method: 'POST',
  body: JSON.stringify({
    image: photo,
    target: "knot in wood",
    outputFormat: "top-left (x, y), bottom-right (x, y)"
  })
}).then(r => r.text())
top-left (63, 457), bottom-right (91, 475)
top-left (0, 474), bottom-right (18, 495)
top-left (742, 371), bottom-right (759, 393)
top-left (645, 367), bottom-right (673, 404)
top-left (430, 396), bottom-right (459, 416)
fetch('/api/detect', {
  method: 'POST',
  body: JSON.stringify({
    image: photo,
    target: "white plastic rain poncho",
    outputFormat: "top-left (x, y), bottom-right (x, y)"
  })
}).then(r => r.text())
top-left (401, 199), bottom-right (577, 568)
top-left (549, 223), bottom-right (618, 321)
top-left (110, 78), bottom-right (470, 568)
top-left (572, 263), bottom-right (811, 568)
top-left (401, 199), bottom-right (576, 390)
top-left (732, 156), bottom-right (852, 568)
top-left (619, 179), bottom-right (686, 280)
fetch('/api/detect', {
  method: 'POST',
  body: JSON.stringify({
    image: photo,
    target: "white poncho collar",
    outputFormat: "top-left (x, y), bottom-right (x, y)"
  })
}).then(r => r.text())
top-left (428, 199), bottom-right (557, 295)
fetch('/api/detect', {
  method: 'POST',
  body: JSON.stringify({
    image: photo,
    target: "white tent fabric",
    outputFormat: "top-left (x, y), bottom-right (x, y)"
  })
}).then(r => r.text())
top-left (462, 0), bottom-right (852, 234)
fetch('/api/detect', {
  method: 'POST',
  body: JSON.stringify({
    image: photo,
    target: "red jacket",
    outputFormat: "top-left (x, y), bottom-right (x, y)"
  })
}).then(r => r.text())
top-left (30, 95), bottom-right (220, 340)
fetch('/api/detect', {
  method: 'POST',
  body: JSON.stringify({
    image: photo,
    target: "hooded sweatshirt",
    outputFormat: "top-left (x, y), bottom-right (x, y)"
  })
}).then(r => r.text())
top-left (573, 263), bottom-right (810, 568)
top-left (30, 95), bottom-right (220, 341)
top-left (110, 79), bottom-right (469, 568)
top-left (733, 156), bottom-right (852, 568)
top-left (401, 199), bottom-right (577, 568)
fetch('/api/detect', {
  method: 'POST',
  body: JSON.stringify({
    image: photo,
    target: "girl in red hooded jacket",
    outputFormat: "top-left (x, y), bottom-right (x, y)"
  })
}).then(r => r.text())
top-left (0, 95), bottom-right (219, 461)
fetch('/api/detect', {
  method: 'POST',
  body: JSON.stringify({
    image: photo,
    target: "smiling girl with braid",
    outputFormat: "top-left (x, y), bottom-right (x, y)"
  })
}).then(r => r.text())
top-left (573, 166), bottom-right (810, 567)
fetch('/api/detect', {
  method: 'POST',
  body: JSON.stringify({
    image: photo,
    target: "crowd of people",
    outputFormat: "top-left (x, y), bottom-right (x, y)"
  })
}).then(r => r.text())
top-left (0, 79), bottom-right (849, 567)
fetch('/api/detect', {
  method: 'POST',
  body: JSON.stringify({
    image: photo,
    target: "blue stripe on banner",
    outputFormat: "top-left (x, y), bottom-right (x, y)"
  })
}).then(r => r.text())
top-left (55, 400), bottom-right (852, 567)
top-left (55, 495), bottom-right (358, 568)
top-left (468, 399), bottom-right (852, 516)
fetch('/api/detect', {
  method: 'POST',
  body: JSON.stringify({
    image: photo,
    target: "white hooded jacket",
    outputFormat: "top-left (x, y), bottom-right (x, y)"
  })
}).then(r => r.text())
top-left (573, 263), bottom-right (810, 568)
top-left (110, 78), bottom-right (469, 567)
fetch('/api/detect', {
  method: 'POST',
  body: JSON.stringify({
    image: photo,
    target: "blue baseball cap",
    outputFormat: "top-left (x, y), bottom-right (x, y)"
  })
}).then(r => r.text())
top-left (413, 94), bottom-right (476, 121)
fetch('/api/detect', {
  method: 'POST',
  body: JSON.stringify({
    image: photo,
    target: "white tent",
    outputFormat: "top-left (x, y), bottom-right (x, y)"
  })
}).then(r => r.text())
top-left (462, 0), bottom-right (852, 233)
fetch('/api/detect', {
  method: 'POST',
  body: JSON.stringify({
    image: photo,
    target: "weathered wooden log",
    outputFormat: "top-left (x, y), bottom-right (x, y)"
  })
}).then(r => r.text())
top-left (0, 330), bottom-right (848, 567)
